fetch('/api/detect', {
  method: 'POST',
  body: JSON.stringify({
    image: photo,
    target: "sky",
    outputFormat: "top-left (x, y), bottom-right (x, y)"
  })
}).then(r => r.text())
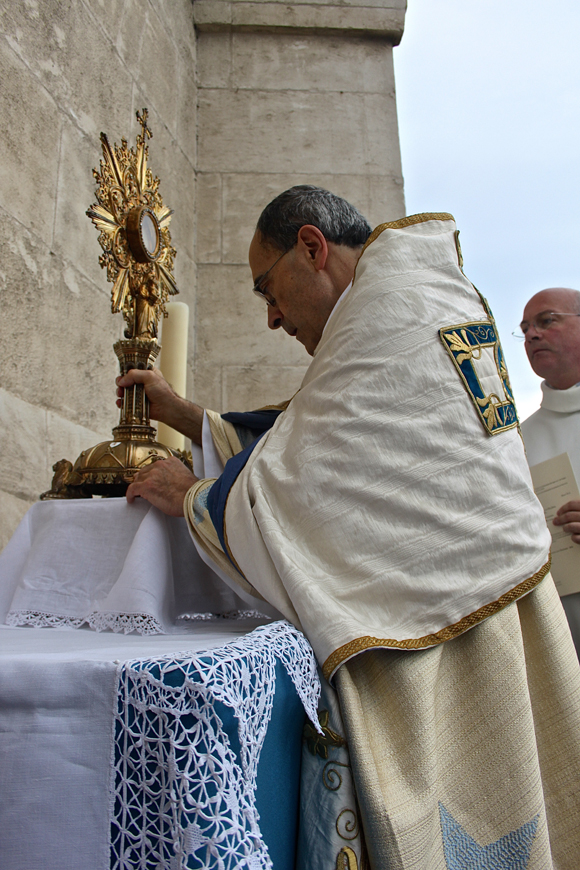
top-left (393, 0), bottom-right (580, 420)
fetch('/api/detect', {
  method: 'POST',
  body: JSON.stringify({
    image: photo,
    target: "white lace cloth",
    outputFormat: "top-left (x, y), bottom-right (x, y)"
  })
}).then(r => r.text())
top-left (0, 498), bottom-right (256, 633)
top-left (0, 620), bottom-right (320, 870)
top-left (111, 620), bottom-right (320, 869)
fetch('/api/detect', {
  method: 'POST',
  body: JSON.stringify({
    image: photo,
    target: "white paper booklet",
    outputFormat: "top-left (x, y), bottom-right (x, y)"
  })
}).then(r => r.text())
top-left (530, 452), bottom-right (580, 597)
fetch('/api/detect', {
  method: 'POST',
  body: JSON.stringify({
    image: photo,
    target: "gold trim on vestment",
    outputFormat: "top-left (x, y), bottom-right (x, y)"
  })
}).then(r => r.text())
top-left (220, 405), bottom-right (294, 587)
top-left (205, 410), bottom-right (244, 465)
top-left (354, 212), bottom-right (456, 279)
top-left (183, 481), bottom-right (266, 601)
top-left (362, 212), bottom-right (455, 252)
top-left (253, 398), bottom-right (293, 411)
top-left (322, 558), bottom-right (551, 680)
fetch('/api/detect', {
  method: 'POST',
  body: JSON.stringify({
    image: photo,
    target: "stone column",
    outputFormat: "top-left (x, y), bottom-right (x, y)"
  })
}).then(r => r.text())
top-left (193, 0), bottom-right (406, 412)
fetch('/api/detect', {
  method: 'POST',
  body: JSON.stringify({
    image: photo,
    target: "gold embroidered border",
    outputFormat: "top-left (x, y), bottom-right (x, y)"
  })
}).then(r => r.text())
top-left (222, 481), bottom-right (248, 579)
top-left (183, 477), bottom-right (217, 522)
top-left (354, 212), bottom-right (456, 279)
top-left (322, 558), bottom-right (551, 680)
top-left (206, 410), bottom-right (244, 465)
top-left (254, 398), bottom-right (293, 412)
top-left (362, 212), bottom-right (455, 252)
top-left (184, 476), bottom-right (265, 599)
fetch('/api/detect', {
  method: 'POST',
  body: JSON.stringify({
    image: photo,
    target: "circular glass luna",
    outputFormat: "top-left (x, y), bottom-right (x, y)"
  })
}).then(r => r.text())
top-left (126, 207), bottom-right (162, 262)
top-left (140, 211), bottom-right (159, 256)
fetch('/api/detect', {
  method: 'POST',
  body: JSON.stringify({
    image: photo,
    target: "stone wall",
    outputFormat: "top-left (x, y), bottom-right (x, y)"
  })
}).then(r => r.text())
top-left (0, 0), bottom-right (198, 547)
top-left (193, 0), bottom-right (406, 411)
top-left (0, 0), bottom-right (405, 548)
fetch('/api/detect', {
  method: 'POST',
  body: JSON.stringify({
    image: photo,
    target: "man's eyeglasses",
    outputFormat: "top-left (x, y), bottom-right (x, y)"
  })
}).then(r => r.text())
top-left (513, 312), bottom-right (580, 341)
top-left (252, 248), bottom-right (291, 308)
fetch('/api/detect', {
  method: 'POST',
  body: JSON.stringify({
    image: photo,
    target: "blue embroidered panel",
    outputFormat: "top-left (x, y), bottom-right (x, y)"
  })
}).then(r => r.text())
top-left (439, 321), bottom-right (518, 435)
top-left (439, 803), bottom-right (538, 870)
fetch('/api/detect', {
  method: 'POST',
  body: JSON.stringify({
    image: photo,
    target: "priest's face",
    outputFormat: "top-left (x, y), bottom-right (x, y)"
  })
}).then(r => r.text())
top-left (248, 230), bottom-right (338, 356)
top-left (522, 288), bottom-right (580, 389)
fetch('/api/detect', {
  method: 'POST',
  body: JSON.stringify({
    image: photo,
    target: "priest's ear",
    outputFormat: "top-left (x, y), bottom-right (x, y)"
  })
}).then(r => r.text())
top-left (296, 224), bottom-right (329, 271)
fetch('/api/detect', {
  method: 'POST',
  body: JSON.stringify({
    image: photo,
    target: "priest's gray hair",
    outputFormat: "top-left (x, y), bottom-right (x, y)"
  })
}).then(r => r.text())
top-left (256, 185), bottom-right (372, 252)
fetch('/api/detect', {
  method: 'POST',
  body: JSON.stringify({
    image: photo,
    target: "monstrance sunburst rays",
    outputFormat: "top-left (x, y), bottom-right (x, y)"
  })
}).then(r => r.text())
top-left (86, 108), bottom-right (178, 338)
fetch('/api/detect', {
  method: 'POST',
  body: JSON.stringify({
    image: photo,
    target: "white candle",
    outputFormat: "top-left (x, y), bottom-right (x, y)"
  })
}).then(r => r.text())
top-left (157, 301), bottom-right (190, 451)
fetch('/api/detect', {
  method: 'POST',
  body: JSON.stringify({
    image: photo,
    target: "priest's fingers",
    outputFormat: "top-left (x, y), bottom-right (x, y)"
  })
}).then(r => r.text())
top-left (552, 501), bottom-right (580, 543)
top-left (117, 368), bottom-right (171, 396)
top-left (554, 519), bottom-right (580, 540)
top-left (563, 526), bottom-right (580, 544)
top-left (553, 501), bottom-right (580, 528)
top-left (126, 456), bottom-right (198, 517)
top-left (115, 370), bottom-right (204, 443)
top-left (554, 499), bottom-right (580, 519)
top-left (116, 368), bottom-right (184, 427)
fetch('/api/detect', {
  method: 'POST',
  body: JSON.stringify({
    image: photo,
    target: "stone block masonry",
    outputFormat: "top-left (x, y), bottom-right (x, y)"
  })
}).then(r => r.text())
top-left (193, 0), bottom-right (406, 412)
top-left (0, 0), bottom-right (197, 539)
top-left (0, 0), bottom-right (405, 544)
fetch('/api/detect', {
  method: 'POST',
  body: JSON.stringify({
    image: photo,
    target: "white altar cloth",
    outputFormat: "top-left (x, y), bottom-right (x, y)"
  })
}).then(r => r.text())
top-left (0, 497), bottom-right (256, 634)
top-left (0, 618), bottom-right (269, 660)
top-left (0, 489), bottom-right (318, 869)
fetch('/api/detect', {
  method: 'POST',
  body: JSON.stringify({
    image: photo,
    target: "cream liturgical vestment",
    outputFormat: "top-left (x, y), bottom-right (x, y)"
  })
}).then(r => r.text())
top-left (522, 381), bottom-right (580, 653)
top-left (186, 215), bottom-right (580, 869)
top-left (191, 215), bottom-right (551, 675)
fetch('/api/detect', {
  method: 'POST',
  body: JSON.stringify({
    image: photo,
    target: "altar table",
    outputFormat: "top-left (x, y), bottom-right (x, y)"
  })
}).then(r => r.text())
top-left (0, 619), bottom-right (320, 870)
top-left (0, 499), bottom-right (321, 869)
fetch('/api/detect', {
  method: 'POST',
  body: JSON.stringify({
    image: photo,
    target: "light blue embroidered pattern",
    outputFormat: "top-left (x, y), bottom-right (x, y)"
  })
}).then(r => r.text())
top-left (193, 480), bottom-right (213, 525)
top-left (439, 803), bottom-right (538, 869)
top-left (439, 320), bottom-right (518, 435)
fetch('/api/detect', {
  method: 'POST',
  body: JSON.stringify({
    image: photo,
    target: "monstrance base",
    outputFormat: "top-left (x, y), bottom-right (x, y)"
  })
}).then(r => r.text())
top-left (40, 435), bottom-right (191, 500)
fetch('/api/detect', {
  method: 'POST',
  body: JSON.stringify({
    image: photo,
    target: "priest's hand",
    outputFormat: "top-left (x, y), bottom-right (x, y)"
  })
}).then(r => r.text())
top-left (553, 500), bottom-right (580, 544)
top-left (126, 456), bottom-right (198, 517)
top-left (116, 368), bottom-right (204, 444)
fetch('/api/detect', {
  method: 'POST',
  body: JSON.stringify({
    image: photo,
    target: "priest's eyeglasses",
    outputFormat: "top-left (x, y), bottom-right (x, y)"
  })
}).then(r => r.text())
top-left (513, 312), bottom-right (580, 340)
top-left (252, 249), bottom-right (291, 307)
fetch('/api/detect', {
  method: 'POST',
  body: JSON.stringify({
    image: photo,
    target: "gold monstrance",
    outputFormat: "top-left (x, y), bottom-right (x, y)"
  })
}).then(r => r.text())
top-left (41, 110), bottom-right (189, 499)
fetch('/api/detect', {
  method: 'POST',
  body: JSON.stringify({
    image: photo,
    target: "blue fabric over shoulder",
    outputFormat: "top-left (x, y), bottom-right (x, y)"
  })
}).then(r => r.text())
top-left (221, 409), bottom-right (284, 447)
top-left (207, 435), bottom-right (266, 571)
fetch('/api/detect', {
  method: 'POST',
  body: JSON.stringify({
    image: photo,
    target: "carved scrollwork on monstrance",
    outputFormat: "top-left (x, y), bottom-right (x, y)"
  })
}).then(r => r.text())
top-left (86, 108), bottom-right (178, 339)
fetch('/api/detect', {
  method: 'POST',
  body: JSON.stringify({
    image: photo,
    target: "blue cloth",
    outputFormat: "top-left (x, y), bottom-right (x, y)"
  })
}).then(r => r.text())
top-left (211, 661), bottom-right (305, 868)
top-left (439, 804), bottom-right (538, 870)
top-left (221, 409), bottom-right (284, 444)
top-left (255, 662), bottom-right (305, 868)
top-left (207, 437), bottom-right (265, 568)
top-left (206, 409), bottom-right (283, 568)
top-left (110, 628), bottom-right (310, 869)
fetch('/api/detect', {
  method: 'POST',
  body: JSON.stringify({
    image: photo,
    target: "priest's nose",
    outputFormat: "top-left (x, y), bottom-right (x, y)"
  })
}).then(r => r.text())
top-left (267, 305), bottom-right (283, 330)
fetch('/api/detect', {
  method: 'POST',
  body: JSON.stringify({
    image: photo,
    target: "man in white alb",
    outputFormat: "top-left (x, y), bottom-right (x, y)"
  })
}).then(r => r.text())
top-left (520, 287), bottom-right (580, 654)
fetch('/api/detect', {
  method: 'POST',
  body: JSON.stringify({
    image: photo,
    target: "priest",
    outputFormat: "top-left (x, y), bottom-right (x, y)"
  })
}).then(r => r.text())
top-left (119, 187), bottom-right (580, 869)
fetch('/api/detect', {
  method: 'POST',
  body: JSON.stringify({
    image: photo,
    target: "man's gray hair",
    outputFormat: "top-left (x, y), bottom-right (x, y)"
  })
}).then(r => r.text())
top-left (256, 185), bottom-right (372, 252)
